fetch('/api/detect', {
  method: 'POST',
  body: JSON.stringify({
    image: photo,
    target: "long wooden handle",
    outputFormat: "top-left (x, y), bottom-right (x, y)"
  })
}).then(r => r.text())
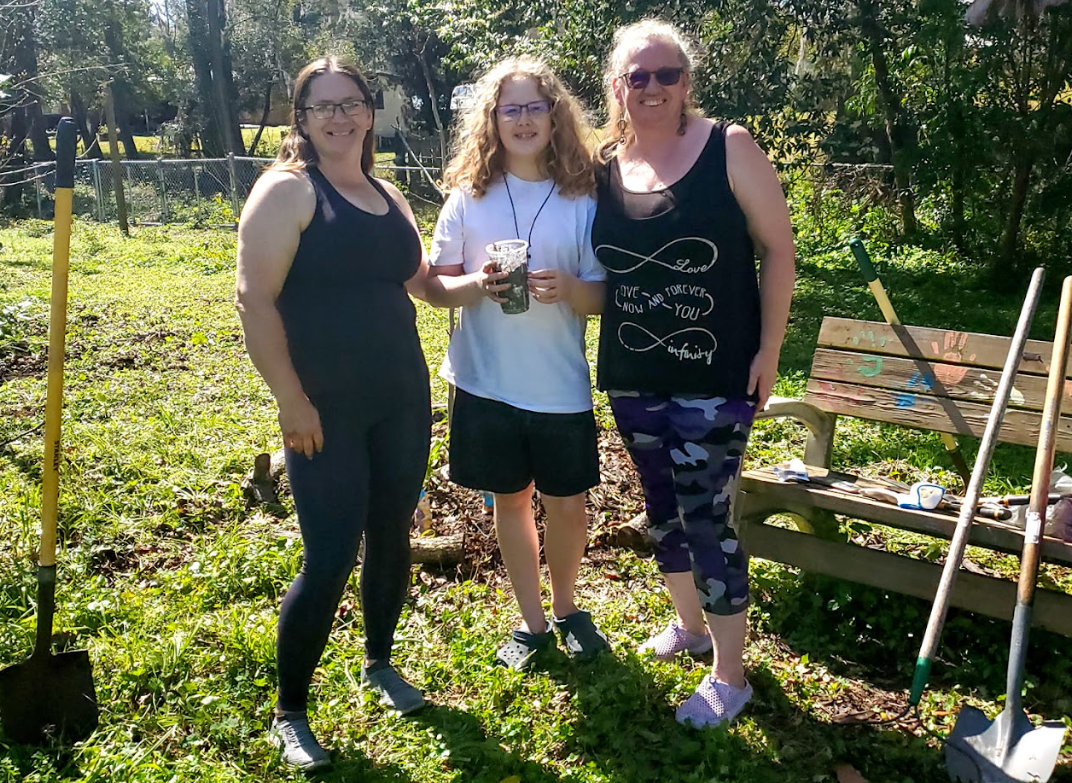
top-left (1003, 275), bottom-right (1072, 713)
top-left (908, 266), bottom-right (1045, 705)
top-left (40, 118), bottom-right (77, 568)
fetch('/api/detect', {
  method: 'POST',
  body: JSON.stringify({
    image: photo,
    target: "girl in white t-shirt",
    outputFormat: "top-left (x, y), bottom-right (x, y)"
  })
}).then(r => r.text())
top-left (425, 56), bottom-right (608, 670)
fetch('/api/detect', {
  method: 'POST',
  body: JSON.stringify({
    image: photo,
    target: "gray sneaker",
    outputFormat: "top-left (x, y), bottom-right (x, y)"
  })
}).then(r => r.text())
top-left (269, 712), bottom-right (331, 771)
top-left (361, 661), bottom-right (426, 714)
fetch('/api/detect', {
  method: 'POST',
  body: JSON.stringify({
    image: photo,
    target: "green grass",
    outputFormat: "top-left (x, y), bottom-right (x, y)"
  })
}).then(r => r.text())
top-left (0, 188), bottom-right (1070, 782)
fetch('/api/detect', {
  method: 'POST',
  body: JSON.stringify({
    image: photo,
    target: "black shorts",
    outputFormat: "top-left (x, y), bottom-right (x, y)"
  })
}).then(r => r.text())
top-left (448, 388), bottom-right (600, 497)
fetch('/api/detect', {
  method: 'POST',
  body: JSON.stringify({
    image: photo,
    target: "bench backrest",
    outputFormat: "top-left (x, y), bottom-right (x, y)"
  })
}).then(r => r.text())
top-left (804, 317), bottom-right (1072, 452)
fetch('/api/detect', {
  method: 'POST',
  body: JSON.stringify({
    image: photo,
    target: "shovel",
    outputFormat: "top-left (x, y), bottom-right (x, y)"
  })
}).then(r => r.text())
top-left (908, 267), bottom-right (1045, 710)
top-left (945, 275), bottom-right (1072, 783)
top-left (0, 118), bottom-right (99, 744)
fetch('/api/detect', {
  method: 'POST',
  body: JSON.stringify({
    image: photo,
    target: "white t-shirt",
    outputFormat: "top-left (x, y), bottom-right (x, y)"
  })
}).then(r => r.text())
top-left (430, 174), bottom-right (605, 413)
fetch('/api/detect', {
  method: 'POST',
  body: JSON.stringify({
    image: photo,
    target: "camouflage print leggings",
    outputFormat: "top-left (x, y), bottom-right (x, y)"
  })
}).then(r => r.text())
top-left (608, 391), bottom-right (756, 616)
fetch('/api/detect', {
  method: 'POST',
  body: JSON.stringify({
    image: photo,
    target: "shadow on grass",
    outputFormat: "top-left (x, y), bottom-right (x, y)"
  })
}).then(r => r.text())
top-left (317, 747), bottom-right (415, 783)
top-left (756, 571), bottom-right (1072, 741)
top-left (408, 703), bottom-right (560, 783)
top-left (540, 643), bottom-right (952, 783)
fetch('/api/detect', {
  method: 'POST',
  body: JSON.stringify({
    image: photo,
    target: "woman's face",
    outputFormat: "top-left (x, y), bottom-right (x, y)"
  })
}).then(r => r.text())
top-left (494, 76), bottom-right (553, 168)
top-left (614, 37), bottom-right (689, 132)
top-left (298, 71), bottom-right (373, 160)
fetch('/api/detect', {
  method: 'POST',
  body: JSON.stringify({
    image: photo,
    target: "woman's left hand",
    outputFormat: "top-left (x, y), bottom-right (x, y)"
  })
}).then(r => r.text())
top-left (748, 347), bottom-right (781, 410)
top-left (528, 269), bottom-right (575, 305)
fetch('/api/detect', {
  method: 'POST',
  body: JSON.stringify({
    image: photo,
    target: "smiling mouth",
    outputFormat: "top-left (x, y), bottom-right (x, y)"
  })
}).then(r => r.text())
top-left (326, 128), bottom-right (355, 136)
top-left (640, 98), bottom-right (666, 107)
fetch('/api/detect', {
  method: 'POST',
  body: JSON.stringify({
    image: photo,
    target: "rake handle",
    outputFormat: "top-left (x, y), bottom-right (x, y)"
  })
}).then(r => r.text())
top-left (41, 118), bottom-right (77, 569)
top-left (909, 266), bottom-right (1045, 706)
top-left (1006, 275), bottom-right (1072, 713)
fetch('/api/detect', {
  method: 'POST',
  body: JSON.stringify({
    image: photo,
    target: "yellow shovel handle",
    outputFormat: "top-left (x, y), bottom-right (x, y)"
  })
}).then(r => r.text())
top-left (41, 119), bottom-right (77, 567)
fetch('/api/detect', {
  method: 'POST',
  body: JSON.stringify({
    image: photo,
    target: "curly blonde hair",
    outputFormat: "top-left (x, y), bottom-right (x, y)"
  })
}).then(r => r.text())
top-left (597, 19), bottom-right (701, 162)
top-left (443, 56), bottom-right (594, 198)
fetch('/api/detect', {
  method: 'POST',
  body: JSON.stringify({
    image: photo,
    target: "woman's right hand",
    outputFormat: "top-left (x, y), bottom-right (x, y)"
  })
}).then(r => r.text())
top-left (479, 260), bottom-right (510, 304)
top-left (278, 393), bottom-right (324, 459)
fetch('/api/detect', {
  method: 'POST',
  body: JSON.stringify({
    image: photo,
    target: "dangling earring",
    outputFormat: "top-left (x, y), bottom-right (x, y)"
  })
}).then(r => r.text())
top-left (617, 116), bottom-right (628, 145)
top-left (677, 109), bottom-right (688, 137)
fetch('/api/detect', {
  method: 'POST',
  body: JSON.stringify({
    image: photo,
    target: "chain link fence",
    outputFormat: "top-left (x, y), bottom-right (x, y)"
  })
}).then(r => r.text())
top-left (12, 154), bottom-right (893, 229)
top-left (12, 153), bottom-right (445, 226)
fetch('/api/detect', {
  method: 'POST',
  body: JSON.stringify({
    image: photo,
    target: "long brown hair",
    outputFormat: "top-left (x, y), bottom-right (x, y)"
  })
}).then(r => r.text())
top-left (596, 19), bottom-right (700, 162)
top-left (443, 56), bottom-right (594, 198)
top-left (270, 56), bottom-right (376, 174)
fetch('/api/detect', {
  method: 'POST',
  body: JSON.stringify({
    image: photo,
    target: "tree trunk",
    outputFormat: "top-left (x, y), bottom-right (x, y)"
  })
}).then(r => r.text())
top-left (185, 0), bottom-right (243, 156)
top-left (858, 0), bottom-right (917, 236)
top-left (418, 40), bottom-right (447, 169)
top-left (993, 156), bottom-right (1034, 280)
top-left (10, 5), bottom-right (54, 161)
top-left (70, 92), bottom-right (103, 159)
top-left (247, 82), bottom-right (273, 156)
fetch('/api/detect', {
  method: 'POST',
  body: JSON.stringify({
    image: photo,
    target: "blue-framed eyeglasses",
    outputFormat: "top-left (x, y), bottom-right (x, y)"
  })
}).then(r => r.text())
top-left (495, 99), bottom-right (553, 122)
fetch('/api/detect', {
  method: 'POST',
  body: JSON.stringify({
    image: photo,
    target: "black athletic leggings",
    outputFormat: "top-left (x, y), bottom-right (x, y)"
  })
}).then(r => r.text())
top-left (276, 393), bottom-right (430, 713)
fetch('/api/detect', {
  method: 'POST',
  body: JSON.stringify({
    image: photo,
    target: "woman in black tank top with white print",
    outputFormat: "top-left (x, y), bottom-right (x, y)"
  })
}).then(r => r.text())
top-left (592, 21), bottom-right (795, 731)
top-left (235, 57), bottom-right (432, 771)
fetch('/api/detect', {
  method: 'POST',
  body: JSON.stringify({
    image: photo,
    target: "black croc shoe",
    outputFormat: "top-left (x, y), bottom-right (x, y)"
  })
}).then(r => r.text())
top-left (553, 611), bottom-right (610, 661)
top-left (495, 625), bottom-right (555, 671)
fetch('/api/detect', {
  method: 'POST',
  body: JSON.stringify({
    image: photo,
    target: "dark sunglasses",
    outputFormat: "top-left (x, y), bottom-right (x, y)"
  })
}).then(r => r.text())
top-left (620, 67), bottom-right (685, 90)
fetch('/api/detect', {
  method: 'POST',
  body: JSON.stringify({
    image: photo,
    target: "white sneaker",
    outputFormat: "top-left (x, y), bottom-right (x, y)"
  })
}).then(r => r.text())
top-left (269, 712), bottom-right (331, 771)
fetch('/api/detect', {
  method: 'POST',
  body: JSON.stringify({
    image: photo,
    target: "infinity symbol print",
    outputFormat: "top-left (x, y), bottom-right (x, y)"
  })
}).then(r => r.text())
top-left (596, 237), bottom-right (718, 275)
top-left (618, 322), bottom-right (718, 364)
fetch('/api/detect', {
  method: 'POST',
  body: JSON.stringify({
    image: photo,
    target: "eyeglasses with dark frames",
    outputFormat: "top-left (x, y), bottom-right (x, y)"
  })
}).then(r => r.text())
top-left (299, 99), bottom-right (371, 120)
top-left (494, 99), bottom-right (554, 122)
top-left (619, 67), bottom-right (685, 90)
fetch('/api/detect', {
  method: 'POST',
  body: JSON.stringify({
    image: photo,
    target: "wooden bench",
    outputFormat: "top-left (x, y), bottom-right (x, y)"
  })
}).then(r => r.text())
top-left (736, 316), bottom-right (1072, 637)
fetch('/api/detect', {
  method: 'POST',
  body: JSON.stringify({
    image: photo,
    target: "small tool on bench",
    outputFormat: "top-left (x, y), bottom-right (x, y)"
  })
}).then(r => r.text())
top-left (945, 275), bottom-right (1072, 783)
top-left (0, 119), bottom-right (99, 745)
top-left (908, 267), bottom-right (1045, 712)
top-left (850, 238), bottom-right (974, 493)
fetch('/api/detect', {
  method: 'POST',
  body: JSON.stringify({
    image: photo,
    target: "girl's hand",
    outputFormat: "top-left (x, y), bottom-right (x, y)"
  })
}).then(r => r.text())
top-left (278, 393), bottom-right (324, 459)
top-left (480, 260), bottom-right (510, 303)
top-left (747, 347), bottom-right (781, 410)
top-left (528, 268), bottom-right (575, 305)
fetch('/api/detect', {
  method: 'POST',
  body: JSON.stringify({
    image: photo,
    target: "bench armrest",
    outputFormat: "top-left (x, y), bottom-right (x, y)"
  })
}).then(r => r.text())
top-left (756, 396), bottom-right (837, 468)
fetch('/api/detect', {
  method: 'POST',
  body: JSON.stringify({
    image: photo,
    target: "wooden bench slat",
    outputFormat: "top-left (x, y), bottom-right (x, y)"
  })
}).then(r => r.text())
top-left (809, 348), bottom-right (1072, 414)
top-left (740, 523), bottom-right (1072, 637)
top-left (740, 468), bottom-right (1072, 567)
top-left (817, 317), bottom-right (1065, 378)
top-left (803, 379), bottom-right (1072, 452)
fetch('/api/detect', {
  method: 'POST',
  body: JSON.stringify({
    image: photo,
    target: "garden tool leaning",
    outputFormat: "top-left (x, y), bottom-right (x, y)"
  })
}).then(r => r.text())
top-left (0, 118), bottom-right (99, 744)
top-left (945, 275), bottom-right (1072, 783)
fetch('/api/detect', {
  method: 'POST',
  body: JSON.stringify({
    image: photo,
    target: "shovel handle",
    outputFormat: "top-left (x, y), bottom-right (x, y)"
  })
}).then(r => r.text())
top-left (849, 239), bottom-right (901, 326)
top-left (909, 267), bottom-right (1046, 706)
top-left (1005, 276), bottom-right (1072, 712)
top-left (40, 119), bottom-right (77, 568)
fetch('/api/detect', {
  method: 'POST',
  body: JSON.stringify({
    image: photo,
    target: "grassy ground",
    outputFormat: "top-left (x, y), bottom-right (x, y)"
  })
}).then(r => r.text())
top-left (0, 189), bottom-right (1070, 782)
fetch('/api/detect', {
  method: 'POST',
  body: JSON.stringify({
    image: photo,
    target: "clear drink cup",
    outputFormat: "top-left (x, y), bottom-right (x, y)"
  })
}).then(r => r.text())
top-left (485, 240), bottom-right (530, 315)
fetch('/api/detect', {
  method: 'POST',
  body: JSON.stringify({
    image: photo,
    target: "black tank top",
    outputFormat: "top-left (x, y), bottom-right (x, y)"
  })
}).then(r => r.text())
top-left (276, 166), bottom-right (428, 403)
top-left (592, 122), bottom-right (760, 397)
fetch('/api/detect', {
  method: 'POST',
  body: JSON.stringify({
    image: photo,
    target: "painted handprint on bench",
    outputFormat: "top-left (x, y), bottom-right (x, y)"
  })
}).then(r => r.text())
top-left (932, 332), bottom-right (975, 385)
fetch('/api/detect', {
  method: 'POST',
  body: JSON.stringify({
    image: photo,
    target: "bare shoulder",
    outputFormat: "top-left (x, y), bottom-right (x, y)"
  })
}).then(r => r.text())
top-left (248, 168), bottom-right (315, 206)
top-left (724, 123), bottom-right (762, 153)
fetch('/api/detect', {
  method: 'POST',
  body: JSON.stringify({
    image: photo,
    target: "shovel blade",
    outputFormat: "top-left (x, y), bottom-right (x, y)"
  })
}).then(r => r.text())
top-left (946, 705), bottom-right (1066, 782)
top-left (0, 649), bottom-right (98, 745)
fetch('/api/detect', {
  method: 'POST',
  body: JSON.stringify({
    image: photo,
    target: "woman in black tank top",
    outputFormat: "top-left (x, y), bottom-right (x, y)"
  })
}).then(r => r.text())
top-left (592, 21), bottom-right (796, 730)
top-left (235, 57), bottom-right (432, 770)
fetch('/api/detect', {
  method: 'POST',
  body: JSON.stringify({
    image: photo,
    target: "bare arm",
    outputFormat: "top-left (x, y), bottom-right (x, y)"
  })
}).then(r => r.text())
top-left (425, 262), bottom-right (509, 308)
top-left (378, 179), bottom-right (433, 302)
top-left (234, 169), bottom-right (323, 457)
top-left (726, 124), bottom-right (796, 408)
top-left (528, 271), bottom-right (605, 314)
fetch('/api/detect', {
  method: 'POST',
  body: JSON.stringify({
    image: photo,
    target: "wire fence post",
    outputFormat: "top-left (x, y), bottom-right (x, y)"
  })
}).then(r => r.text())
top-left (226, 152), bottom-right (240, 222)
top-left (34, 164), bottom-right (43, 218)
top-left (157, 159), bottom-right (169, 222)
top-left (92, 160), bottom-right (105, 222)
top-left (193, 163), bottom-right (202, 218)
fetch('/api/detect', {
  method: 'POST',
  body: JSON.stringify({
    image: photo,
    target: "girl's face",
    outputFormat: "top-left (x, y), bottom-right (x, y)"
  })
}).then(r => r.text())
top-left (494, 76), bottom-right (553, 169)
top-left (613, 37), bottom-right (689, 132)
top-left (298, 71), bottom-right (373, 160)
